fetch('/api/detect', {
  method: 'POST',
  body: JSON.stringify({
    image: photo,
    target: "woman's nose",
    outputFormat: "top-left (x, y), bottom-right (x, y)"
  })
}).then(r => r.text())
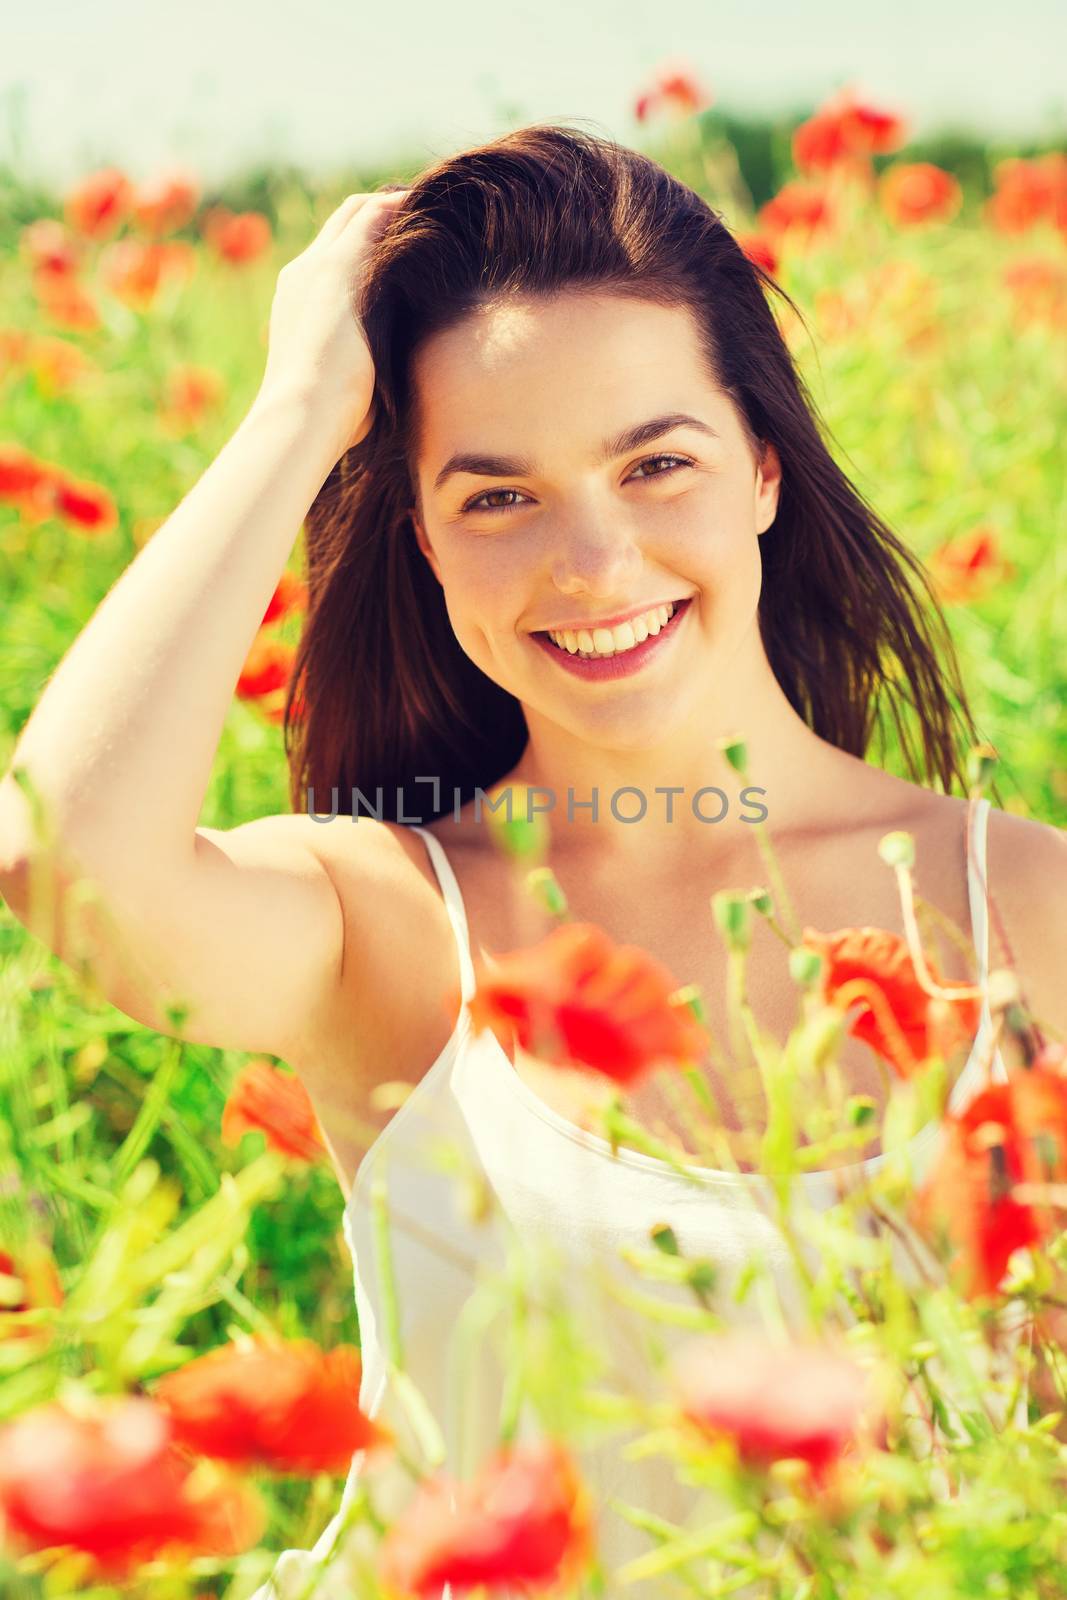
top-left (549, 523), bottom-right (644, 597)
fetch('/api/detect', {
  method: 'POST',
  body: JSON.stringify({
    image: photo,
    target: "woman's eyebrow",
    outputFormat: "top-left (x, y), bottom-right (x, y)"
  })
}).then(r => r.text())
top-left (431, 413), bottom-right (720, 493)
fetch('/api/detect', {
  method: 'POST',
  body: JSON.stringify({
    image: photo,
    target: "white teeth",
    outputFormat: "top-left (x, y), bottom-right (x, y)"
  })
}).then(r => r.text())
top-left (548, 601), bottom-right (678, 658)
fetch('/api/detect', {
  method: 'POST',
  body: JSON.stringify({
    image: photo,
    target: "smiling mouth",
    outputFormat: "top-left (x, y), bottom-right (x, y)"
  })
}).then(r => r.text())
top-left (535, 597), bottom-right (690, 659)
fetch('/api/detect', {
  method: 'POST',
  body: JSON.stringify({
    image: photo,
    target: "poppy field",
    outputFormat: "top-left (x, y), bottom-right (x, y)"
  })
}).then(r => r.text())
top-left (2, 70), bottom-right (1067, 1599)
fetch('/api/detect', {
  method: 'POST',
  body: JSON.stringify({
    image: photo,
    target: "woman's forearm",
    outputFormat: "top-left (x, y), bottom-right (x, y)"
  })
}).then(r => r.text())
top-left (0, 385), bottom-right (342, 884)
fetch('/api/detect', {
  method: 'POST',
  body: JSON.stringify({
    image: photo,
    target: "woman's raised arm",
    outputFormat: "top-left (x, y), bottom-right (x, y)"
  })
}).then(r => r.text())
top-left (0, 190), bottom-right (408, 1062)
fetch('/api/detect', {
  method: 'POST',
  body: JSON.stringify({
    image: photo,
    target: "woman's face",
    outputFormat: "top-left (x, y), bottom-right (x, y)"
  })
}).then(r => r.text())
top-left (409, 291), bottom-right (781, 749)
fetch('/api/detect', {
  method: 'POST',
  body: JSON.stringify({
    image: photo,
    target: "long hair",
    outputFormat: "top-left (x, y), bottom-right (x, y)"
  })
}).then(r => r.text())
top-left (282, 123), bottom-right (992, 822)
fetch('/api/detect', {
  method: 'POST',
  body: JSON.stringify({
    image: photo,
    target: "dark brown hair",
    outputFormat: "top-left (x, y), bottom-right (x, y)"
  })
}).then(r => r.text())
top-left (282, 122), bottom-right (994, 822)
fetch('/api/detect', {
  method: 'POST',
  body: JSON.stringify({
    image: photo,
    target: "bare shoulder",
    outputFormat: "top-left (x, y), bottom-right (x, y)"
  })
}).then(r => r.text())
top-left (984, 802), bottom-right (1067, 1046)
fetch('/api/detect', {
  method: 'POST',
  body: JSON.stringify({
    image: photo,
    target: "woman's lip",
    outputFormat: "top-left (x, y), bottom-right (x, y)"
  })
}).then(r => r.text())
top-left (532, 596), bottom-right (692, 637)
top-left (530, 595), bottom-right (692, 678)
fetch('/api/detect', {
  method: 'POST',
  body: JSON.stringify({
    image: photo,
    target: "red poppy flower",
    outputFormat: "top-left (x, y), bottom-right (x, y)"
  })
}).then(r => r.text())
top-left (927, 524), bottom-right (1015, 605)
top-left (377, 1436), bottom-right (595, 1598)
top-left (0, 328), bottom-right (33, 372)
top-left (221, 1057), bottom-right (326, 1162)
top-left (153, 1334), bottom-right (393, 1475)
top-left (132, 168), bottom-right (201, 237)
top-left (735, 232), bottom-right (779, 276)
top-left (670, 1333), bottom-right (884, 1488)
top-left (1002, 256), bottom-right (1067, 331)
top-left (466, 921), bottom-right (708, 1089)
top-left (99, 238), bottom-right (195, 310)
top-left (909, 1063), bottom-right (1067, 1301)
top-left (32, 270), bottom-right (101, 331)
top-left (27, 335), bottom-right (93, 396)
top-left (261, 568), bottom-right (309, 626)
top-left (793, 90), bottom-right (906, 176)
top-left (262, 680), bottom-right (308, 726)
top-left (50, 473), bottom-right (118, 537)
top-left (0, 446), bottom-right (57, 513)
top-left (757, 180), bottom-right (835, 242)
top-left (879, 163), bottom-right (963, 227)
top-left (800, 925), bottom-right (983, 1080)
top-left (63, 167), bottom-right (135, 239)
top-left (0, 1394), bottom-right (264, 1581)
top-left (985, 153), bottom-right (1067, 235)
top-left (236, 634), bottom-right (296, 699)
top-left (158, 363), bottom-right (227, 435)
top-left (19, 218), bottom-right (83, 278)
top-left (633, 59), bottom-right (711, 123)
top-left (0, 1241), bottom-right (63, 1350)
top-left (203, 209), bottom-right (273, 265)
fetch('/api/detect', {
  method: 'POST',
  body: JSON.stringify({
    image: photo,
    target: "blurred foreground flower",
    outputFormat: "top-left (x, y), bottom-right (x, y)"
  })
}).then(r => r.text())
top-left (0, 1240), bottom-right (63, 1353)
top-left (670, 1333), bottom-right (889, 1491)
top-left (152, 1333), bottom-right (394, 1474)
top-left (909, 1049), bottom-right (1067, 1301)
top-left (378, 1436), bottom-right (595, 1598)
top-left (221, 1057), bottom-right (326, 1163)
top-left (801, 925), bottom-right (983, 1078)
top-left (0, 1393), bottom-right (264, 1581)
top-left (466, 921), bottom-right (708, 1089)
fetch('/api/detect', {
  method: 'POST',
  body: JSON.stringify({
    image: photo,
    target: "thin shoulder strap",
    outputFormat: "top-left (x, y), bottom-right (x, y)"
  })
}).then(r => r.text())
top-left (965, 795), bottom-right (993, 993)
top-left (408, 826), bottom-right (478, 1006)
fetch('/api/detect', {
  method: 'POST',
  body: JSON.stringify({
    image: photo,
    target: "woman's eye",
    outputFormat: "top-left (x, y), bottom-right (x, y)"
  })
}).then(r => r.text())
top-left (459, 454), bottom-right (694, 516)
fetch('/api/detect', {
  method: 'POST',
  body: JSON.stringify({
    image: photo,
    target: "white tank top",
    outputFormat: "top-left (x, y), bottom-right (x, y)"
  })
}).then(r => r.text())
top-left (251, 795), bottom-right (1033, 1600)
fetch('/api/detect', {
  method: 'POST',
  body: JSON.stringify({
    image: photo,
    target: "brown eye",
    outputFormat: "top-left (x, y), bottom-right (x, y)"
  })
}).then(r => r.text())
top-left (459, 454), bottom-right (694, 517)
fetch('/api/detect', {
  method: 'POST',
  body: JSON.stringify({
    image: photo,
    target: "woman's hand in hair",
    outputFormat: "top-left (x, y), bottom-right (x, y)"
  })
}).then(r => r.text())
top-left (254, 188), bottom-right (408, 462)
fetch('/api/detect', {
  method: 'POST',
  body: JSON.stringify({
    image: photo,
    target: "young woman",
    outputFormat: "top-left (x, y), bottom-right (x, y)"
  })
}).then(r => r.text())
top-left (2, 126), bottom-right (1064, 1594)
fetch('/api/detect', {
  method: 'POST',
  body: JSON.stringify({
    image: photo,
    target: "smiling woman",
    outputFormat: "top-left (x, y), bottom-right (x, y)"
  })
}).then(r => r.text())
top-left (4, 119), bottom-right (1064, 1600)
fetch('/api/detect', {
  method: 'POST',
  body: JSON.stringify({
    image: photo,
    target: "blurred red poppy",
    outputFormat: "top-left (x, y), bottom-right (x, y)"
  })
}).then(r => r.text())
top-left (378, 1436), bottom-right (595, 1598)
top-left (467, 921), bottom-right (708, 1089)
top-left (202, 208), bottom-right (273, 265)
top-left (634, 59), bottom-right (711, 122)
top-left (0, 1240), bottom-right (63, 1351)
top-left (910, 1060), bottom-right (1067, 1301)
top-left (0, 1394), bottom-right (264, 1581)
top-left (670, 1333), bottom-right (885, 1488)
top-left (19, 218), bottom-right (83, 278)
top-left (153, 1333), bottom-right (394, 1474)
top-left (261, 568), bottom-right (309, 626)
top-left (236, 633), bottom-right (296, 699)
top-left (63, 167), bottom-right (135, 239)
top-left (879, 162), bottom-right (963, 227)
top-left (51, 473), bottom-right (119, 537)
top-left (32, 270), bottom-right (101, 331)
top-left (927, 524), bottom-right (1015, 604)
top-left (985, 153), bottom-right (1067, 235)
top-left (132, 168), bottom-right (201, 237)
top-left (758, 180), bottom-right (835, 242)
top-left (800, 925), bottom-right (983, 1080)
top-left (159, 364), bottom-right (227, 434)
top-left (221, 1057), bottom-right (326, 1163)
top-left (793, 89), bottom-right (906, 176)
top-left (735, 232), bottom-right (779, 275)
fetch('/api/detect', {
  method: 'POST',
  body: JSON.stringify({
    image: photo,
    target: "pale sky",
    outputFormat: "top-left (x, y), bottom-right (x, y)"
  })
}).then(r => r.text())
top-left (3, 0), bottom-right (1065, 190)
